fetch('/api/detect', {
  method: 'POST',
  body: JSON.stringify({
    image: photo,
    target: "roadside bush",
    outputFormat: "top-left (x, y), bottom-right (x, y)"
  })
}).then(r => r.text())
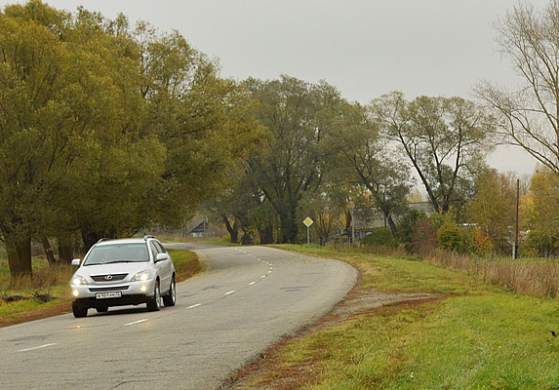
top-left (362, 228), bottom-right (396, 247)
top-left (469, 227), bottom-right (493, 257)
top-left (437, 221), bottom-right (467, 253)
top-left (397, 209), bottom-right (425, 251)
top-left (523, 228), bottom-right (559, 257)
top-left (409, 218), bottom-right (437, 255)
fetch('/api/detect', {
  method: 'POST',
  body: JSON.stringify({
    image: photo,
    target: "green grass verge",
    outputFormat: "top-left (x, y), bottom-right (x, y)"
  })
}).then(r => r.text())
top-left (255, 245), bottom-right (559, 389)
top-left (170, 249), bottom-right (203, 282)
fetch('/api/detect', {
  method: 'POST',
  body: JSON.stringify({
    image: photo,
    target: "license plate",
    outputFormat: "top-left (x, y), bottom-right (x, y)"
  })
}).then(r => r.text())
top-left (96, 291), bottom-right (122, 299)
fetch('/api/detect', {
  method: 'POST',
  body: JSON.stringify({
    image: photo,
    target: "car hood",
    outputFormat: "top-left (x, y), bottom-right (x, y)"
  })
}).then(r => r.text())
top-left (76, 262), bottom-right (151, 278)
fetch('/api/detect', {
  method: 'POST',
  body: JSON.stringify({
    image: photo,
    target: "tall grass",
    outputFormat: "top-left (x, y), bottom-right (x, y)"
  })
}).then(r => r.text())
top-left (327, 242), bottom-right (559, 299)
top-left (423, 248), bottom-right (559, 299)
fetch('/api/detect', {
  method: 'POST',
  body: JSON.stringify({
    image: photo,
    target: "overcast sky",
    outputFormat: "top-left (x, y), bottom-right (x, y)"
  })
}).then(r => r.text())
top-left (1, 0), bottom-right (552, 175)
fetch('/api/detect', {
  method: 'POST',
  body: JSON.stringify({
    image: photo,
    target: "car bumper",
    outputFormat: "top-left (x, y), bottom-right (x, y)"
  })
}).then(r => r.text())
top-left (71, 279), bottom-right (156, 309)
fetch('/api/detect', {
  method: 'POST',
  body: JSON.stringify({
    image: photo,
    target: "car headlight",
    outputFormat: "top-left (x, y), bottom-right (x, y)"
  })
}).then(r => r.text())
top-left (71, 275), bottom-right (87, 286)
top-left (132, 270), bottom-right (150, 282)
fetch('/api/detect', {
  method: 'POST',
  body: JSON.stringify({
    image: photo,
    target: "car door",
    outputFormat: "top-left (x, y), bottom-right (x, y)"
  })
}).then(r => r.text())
top-left (151, 241), bottom-right (172, 292)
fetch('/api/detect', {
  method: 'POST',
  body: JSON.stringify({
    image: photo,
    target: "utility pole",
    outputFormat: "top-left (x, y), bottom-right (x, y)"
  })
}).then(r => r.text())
top-left (513, 179), bottom-right (520, 259)
top-left (351, 209), bottom-right (355, 244)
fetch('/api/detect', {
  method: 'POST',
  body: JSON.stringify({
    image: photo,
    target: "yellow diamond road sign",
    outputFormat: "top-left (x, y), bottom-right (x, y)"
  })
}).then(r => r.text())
top-left (303, 217), bottom-right (314, 227)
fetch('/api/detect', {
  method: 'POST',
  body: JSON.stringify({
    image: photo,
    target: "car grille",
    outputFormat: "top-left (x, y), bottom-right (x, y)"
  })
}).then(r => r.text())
top-left (89, 286), bottom-right (129, 292)
top-left (91, 273), bottom-right (128, 282)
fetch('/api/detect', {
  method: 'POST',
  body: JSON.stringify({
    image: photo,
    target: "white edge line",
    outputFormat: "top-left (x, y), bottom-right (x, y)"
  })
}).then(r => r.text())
top-left (188, 303), bottom-right (202, 309)
top-left (124, 319), bottom-right (148, 326)
top-left (19, 343), bottom-right (56, 352)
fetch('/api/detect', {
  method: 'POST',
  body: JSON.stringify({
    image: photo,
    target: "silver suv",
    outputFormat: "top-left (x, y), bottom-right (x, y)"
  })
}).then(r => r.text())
top-left (70, 236), bottom-right (176, 318)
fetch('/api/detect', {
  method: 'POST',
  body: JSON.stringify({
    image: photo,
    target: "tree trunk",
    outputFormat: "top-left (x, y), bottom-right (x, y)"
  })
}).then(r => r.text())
top-left (278, 202), bottom-right (299, 244)
top-left (6, 236), bottom-right (33, 277)
top-left (258, 225), bottom-right (274, 244)
top-left (58, 236), bottom-right (74, 263)
top-left (387, 214), bottom-right (398, 238)
top-left (222, 214), bottom-right (238, 244)
top-left (41, 235), bottom-right (57, 265)
top-left (279, 213), bottom-right (291, 244)
top-left (240, 233), bottom-right (252, 245)
top-left (82, 231), bottom-right (100, 253)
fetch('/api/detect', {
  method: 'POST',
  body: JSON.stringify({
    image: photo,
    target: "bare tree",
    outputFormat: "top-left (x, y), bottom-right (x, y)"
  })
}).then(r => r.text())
top-left (372, 92), bottom-right (495, 215)
top-left (477, 0), bottom-right (559, 174)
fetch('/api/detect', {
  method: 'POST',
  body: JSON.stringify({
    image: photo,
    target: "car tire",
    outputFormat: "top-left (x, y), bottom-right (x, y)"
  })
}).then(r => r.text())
top-left (72, 303), bottom-right (88, 318)
top-left (146, 280), bottom-right (161, 312)
top-left (96, 307), bottom-right (108, 313)
top-left (163, 277), bottom-right (176, 307)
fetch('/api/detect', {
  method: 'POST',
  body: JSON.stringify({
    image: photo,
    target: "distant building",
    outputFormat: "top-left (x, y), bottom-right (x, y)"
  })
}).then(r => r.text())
top-left (190, 220), bottom-right (208, 238)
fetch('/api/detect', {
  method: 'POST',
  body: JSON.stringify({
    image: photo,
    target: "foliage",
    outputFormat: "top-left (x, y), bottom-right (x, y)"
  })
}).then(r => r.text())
top-left (138, 26), bottom-right (266, 226)
top-left (361, 228), bottom-right (396, 247)
top-left (466, 168), bottom-right (525, 254)
top-left (0, 1), bottom-right (263, 276)
top-left (332, 101), bottom-right (413, 236)
top-left (243, 76), bottom-right (344, 244)
top-left (468, 226), bottom-right (494, 257)
top-left (408, 217), bottom-right (438, 255)
top-left (437, 220), bottom-right (467, 253)
top-left (372, 92), bottom-right (495, 215)
top-left (396, 209), bottom-right (426, 250)
top-left (304, 193), bottom-right (344, 246)
top-left (524, 167), bottom-right (559, 257)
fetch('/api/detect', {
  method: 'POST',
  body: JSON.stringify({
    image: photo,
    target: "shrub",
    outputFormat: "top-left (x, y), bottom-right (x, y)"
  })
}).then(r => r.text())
top-left (469, 227), bottom-right (493, 257)
top-left (523, 229), bottom-right (559, 257)
top-left (437, 221), bottom-right (467, 253)
top-left (397, 209), bottom-right (425, 249)
top-left (409, 218), bottom-right (438, 255)
top-left (362, 228), bottom-right (396, 247)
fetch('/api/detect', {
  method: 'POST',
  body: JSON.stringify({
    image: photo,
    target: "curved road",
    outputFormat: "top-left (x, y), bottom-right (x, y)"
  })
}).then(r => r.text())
top-left (0, 244), bottom-right (357, 389)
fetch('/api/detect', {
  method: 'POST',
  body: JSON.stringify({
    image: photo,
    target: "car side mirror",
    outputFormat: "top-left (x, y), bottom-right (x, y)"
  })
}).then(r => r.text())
top-left (155, 253), bottom-right (168, 262)
top-left (71, 259), bottom-right (81, 266)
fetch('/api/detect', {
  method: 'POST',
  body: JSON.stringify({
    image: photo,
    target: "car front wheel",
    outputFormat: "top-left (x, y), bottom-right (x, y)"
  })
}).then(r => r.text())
top-left (146, 280), bottom-right (161, 312)
top-left (72, 303), bottom-right (88, 318)
top-left (163, 277), bottom-right (176, 307)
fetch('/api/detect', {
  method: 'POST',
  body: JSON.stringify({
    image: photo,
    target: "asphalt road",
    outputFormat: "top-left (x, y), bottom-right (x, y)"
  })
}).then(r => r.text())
top-left (0, 244), bottom-right (357, 390)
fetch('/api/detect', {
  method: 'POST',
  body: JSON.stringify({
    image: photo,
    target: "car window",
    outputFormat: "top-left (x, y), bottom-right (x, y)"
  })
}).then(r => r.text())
top-left (84, 243), bottom-right (149, 265)
top-left (153, 241), bottom-right (167, 254)
top-left (149, 242), bottom-right (159, 259)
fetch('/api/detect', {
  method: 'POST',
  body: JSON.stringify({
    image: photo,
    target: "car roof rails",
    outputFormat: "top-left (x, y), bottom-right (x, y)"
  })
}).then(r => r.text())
top-left (143, 235), bottom-right (154, 240)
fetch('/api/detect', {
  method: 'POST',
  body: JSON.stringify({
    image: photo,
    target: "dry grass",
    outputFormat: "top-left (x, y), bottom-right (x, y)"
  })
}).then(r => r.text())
top-left (330, 243), bottom-right (559, 299)
top-left (5, 263), bottom-right (75, 289)
top-left (423, 248), bottom-right (559, 298)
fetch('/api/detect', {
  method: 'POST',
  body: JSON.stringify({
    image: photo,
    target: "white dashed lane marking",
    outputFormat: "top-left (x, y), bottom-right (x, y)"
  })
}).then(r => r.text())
top-left (124, 319), bottom-right (148, 326)
top-left (18, 343), bottom-right (56, 353)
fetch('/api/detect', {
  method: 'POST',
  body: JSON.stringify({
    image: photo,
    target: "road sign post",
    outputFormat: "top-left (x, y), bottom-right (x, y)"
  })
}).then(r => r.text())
top-left (303, 217), bottom-right (314, 244)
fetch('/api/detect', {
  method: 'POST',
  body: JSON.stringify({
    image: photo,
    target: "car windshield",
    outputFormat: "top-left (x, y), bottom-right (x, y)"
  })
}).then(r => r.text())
top-left (84, 243), bottom-right (149, 265)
